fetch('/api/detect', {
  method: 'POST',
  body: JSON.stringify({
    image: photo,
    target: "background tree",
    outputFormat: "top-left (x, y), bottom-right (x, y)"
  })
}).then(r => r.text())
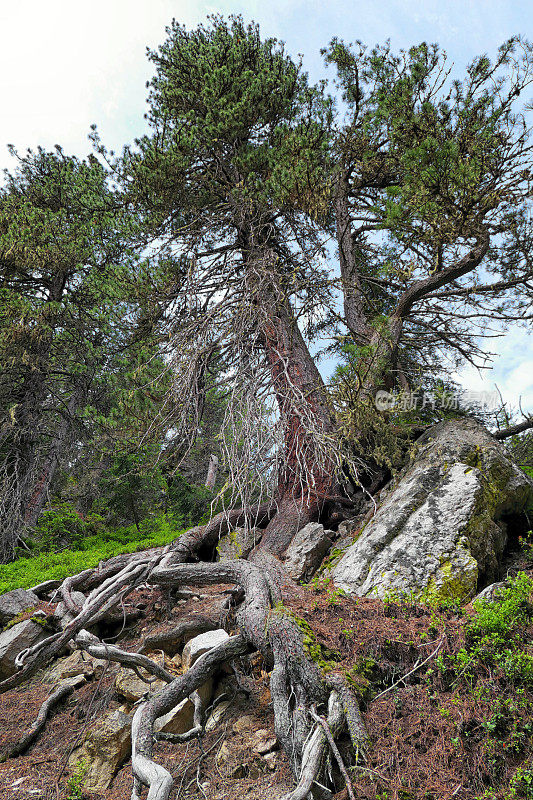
top-left (325, 37), bottom-right (533, 398)
top-left (0, 147), bottom-right (166, 558)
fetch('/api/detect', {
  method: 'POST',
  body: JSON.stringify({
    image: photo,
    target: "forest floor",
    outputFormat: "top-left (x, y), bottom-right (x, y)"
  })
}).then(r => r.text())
top-left (1, 545), bottom-right (533, 800)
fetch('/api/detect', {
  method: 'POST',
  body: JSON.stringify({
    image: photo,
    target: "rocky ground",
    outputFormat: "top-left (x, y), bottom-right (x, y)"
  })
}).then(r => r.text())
top-left (1, 418), bottom-right (533, 800)
top-left (1, 543), bottom-right (533, 800)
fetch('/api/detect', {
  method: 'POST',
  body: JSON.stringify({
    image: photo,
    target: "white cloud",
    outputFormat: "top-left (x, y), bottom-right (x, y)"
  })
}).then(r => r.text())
top-left (456, 328), bottom-right (533, 415)
top-left (0, 0), bottom-right (206, 170)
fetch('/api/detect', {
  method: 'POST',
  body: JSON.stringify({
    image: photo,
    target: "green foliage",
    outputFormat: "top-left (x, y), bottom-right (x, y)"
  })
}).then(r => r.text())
top-left (66, 758), bottom-right (88, 800)
top-left (509, 763), bottom-right (533, 798)
top-left (165, 472), bottom-right (212, 524)
top-left (0, 514), bottom-right (186, 595)
top-left (468, 573), bottom-right (533, 652)
top-left (32, 502), bottom-right (104, 552)
top-left (125, 14), bottom-right (332, 227)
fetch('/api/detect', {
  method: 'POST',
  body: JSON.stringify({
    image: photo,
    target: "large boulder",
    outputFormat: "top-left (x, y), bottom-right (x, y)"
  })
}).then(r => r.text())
top-left (283, 523), bottom-right (333, 581)
top-left (0, 588), bottom-right (39, 627)
top-left (68, 708), bottom-right (132, 791)
top-left (332, 418), bottom-right (533, 602)
top-left (0, 619), bottom-right (49, 679)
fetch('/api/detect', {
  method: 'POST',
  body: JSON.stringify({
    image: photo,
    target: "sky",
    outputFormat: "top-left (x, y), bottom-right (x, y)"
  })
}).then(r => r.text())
top-left (0, 0), bottom-right (531, 413)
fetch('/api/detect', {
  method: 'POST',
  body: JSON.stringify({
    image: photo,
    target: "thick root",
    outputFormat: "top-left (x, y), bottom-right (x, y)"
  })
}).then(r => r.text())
top-left (131, 635), bottom-right (250, 800)
top-left (281, 691), bottom-right (344, 800)
top-left (139, 612), bottom-right (227, 656)
top-left (0, 678), bottom-right (84, 761)
top-left (4, 512), bottom-right (366, 799)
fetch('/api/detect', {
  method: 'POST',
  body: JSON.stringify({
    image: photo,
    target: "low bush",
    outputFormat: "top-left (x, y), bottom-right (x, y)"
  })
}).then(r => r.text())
top-left (0, 513), bottom-right (186, 595)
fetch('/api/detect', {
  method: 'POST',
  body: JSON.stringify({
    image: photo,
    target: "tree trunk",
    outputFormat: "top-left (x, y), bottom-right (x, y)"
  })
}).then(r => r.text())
top-left (204, 454), bottom-right (219, 491)
top-left (23, 380), bottom-right (86, 528)
top-left (255, 279), bottom-right (338, 555)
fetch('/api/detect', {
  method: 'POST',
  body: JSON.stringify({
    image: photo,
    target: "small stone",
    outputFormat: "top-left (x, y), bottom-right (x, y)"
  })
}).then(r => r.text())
top-left (115, 658), bottom-right (166, 703)
top-left (474, 581), bottom-right (506, 602)
top-left (232, 714), bottom-right (256, 734)
top-left (263, 752), bottom-right (278, 770)
top-left (43, 650), bottom-right (106, 684)
top-left (253, 734), bottom-right (277, 755)
top-left (171, 652), bottom-right (182, 668)
top-left (154, 679), bottom-right (212, 736)
top-left (205, 699), bottom-right (232, 732)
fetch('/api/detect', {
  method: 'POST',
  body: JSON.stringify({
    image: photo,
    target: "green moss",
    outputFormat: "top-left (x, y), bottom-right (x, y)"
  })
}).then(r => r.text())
top-left (270, 604), bottom-right (340, 674)
top-left (216, 529), bottom-right (244, 560)
top-left (344, 655), bottom-right (383, 701)
top-left (1, 606), bottom-right (37, 632)
top-left (423, 553), bottom-right (478, 605)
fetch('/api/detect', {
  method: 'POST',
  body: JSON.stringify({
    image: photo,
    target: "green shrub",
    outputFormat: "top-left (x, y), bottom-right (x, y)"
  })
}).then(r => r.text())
top-left (0, 514), bottom-right (186, 595)
top-left (468, 573), bottom-right (533, 651)
top-left (33, 502), bottom-right (88, 551)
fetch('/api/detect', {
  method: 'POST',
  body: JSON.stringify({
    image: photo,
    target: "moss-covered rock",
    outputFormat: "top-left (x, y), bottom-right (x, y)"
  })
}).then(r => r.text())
top-left (332, 419), bottom-right (533, 602)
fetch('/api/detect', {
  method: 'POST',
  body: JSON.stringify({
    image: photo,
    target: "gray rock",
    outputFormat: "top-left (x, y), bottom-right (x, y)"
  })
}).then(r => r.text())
top-left (114, 652), bottom-right (180, 703)
top-left (217, 527), bottom-right (261, 560)
top-left (283, 523), bottom-right (333, 581)
top-left (205, 699), bottom-right (232, 731)
top-left (182, 629), bottom-right (230, 670)
top-left (332, 418), bottom-right (533, 602)
top-left (473, 581), bottom-right (507, 602)
top-left (43, 650), bottom-right (107, 684)
top-left (0, 588), bottom-right (39, 627)
top-left (0, 619), bottom-right (48, 679)
top-left (154, 679), bottom-right (212, 735)
top-left (68, 709), bottom-right (132, 791)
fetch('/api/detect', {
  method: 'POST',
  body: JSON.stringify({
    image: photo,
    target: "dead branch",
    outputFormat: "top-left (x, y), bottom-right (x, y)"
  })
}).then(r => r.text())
top-left (310, 703), bottom-right (356, 800)
top-left (493, 416), bottom-right (533, 439)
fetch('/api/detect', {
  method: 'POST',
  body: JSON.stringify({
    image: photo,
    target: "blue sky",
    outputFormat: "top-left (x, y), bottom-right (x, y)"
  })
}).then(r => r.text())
top-left (0, 0), bottom-right (531, 412)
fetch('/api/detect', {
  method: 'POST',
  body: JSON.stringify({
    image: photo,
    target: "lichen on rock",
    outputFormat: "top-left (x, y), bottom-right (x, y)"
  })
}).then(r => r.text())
top-left (332, 418), bottom-right (533, 601)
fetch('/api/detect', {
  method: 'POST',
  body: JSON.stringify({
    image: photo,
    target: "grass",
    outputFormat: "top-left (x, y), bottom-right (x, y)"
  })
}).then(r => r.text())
top-left (0, 517), bottom-right (186, 595)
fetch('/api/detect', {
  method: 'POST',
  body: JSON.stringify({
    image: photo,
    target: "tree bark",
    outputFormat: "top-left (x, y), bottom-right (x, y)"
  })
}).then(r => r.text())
top-left (255, 276), bottom-right (338, 555)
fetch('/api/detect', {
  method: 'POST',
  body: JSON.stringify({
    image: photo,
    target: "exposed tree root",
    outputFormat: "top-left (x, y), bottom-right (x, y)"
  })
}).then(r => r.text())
top-left (76, 630), bottom-right (176, 683)
top-left (131, 635), bottom-right (251, 800)
top-left (0, 677), bottom-right (84, 762)
top-left (310, 705), bottom-right (356, 800)
top-left (1, 506), bottom-right (368, 799)
top-left (281, 691), bottom-right (344, 800)
top-left (4, 555), bottom-right (160, 691)
top-left (139, 612), bottom-right (227, 656)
